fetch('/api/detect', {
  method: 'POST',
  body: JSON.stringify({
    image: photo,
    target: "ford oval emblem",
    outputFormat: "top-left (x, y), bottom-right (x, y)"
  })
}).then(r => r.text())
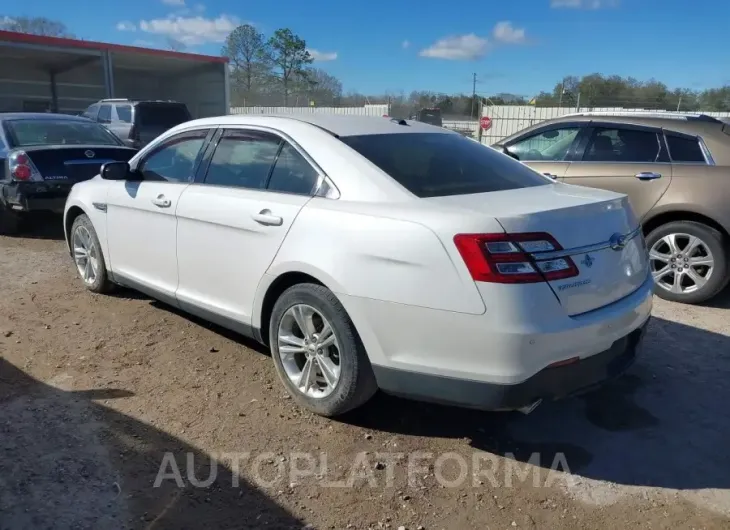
top-left (609, 233), bottom-right (627, 251)
top-left (85, 150), bottom-right (95, 159)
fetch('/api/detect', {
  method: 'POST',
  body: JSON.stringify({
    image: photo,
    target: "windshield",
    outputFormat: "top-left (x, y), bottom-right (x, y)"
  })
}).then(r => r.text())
top-left (341, 133), bottom-right (549, 198)
top-left (3, 119), bottom-right (121, 147)
top-left (136, 104), bottom-right (191, 128)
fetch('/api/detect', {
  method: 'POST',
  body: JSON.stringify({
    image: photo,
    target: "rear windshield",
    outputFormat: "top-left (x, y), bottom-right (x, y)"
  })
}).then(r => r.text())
top-left (3, 119), bottom-right (122, 147)
top-left (136, 104), bottom-right (191, 128)
top-left (340, 133), bottom-right (549, 198)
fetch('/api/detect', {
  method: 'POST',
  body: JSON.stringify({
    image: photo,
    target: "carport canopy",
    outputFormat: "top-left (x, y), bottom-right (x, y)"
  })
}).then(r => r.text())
top-left (0, 30), bottom-right (229, 118)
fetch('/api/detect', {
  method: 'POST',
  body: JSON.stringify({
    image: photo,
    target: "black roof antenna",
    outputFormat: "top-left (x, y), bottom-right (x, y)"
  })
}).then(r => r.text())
top-left (390, 118), bottom-right (409, 126)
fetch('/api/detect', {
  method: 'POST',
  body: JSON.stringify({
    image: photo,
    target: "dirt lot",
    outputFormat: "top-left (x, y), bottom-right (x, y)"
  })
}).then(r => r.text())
top-left (2, 218), bottom-right (730, 530)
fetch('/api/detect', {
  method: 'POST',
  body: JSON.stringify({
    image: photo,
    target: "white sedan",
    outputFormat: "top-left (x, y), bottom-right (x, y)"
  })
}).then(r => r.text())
top-left (63, 114), bottom-right (653, 416)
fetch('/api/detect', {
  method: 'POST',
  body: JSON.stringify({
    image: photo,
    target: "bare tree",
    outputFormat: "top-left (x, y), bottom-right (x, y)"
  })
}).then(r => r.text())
top-left (0, 15), bottom-right (74, 37)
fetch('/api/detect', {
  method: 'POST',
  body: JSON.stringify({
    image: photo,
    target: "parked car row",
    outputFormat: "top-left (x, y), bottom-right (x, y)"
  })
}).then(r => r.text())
top-left (1, 110), bottom-right (726, 419)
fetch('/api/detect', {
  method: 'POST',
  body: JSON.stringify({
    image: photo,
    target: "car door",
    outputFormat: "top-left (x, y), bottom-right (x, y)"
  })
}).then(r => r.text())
top-left (562, 123), bottom-right (672, 220)
top-left (106, 128), bottom-right (212, 303)
top-left (175, 128), bottom-right (320, 328)
top-left (501, 123), bottom-right (585, 180)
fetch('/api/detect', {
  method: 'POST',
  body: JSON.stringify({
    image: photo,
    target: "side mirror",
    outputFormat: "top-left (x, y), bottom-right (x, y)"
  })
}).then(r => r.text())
top-left (100, 161), bottom-right (132, 181)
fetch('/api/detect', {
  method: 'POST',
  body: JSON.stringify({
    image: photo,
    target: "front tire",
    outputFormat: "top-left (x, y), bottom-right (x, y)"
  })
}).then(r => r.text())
top-left (269, 283), bottom-right (378, 416)
top-left (646, 220), bottom-right (729, 304)
top-left (70, 214), bottom-right (112, 294)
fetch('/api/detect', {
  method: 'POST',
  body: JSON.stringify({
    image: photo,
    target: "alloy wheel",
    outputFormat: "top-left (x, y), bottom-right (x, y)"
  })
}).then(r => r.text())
top-left (72, 225), bottom-right (99, 286)
top-left (277, 304), bottom-right (341, 398)
top-left (649, 233), bottom-right (714, 295)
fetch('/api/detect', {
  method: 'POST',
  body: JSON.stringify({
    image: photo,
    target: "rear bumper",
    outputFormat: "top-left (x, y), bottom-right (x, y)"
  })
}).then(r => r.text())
top-left (373, 318), bottom-right (649, 410)
top-left (0, 181), bottom-right (72, 213)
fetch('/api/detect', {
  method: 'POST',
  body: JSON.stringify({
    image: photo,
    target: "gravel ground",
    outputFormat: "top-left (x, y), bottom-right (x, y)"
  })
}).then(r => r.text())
top-left (1, 218), bottom-right (729, 530)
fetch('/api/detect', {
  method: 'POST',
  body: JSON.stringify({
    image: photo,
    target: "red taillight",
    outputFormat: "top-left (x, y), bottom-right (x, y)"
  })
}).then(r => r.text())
top-left (453, 232), bottom-right (579, 284)
top-left (11, 165), bottom-right (32, 180)
top-left (14, 153), bottom-right (29, 165)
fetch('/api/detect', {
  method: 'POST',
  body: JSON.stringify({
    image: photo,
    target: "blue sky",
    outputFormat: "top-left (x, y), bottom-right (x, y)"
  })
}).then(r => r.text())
top-left (6, 0), bottom-right (730, 96)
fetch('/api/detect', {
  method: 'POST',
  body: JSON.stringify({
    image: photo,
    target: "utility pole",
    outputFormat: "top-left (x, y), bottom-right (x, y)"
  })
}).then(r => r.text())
top-left (677, 95), bottom-right (682, 112)
top-left (558, 78), bottom-right (565, 108)
top-left (471, 72), bottom-right (477, 119)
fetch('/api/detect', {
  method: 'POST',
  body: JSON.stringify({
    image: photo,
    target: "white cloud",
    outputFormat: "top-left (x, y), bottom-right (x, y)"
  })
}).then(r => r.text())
top-left (551, 0), bottom-right (619, 8)
top-left (162, 0), bottom-right (186, 5)
top-left (492, 21), bottom-right (526, 44)
top-left (307, 48), bottom-right (338, 61)
top-left (402, 40), bottom-right (410, 49)
top-left (116, 21), bottom-right (137, 32)
top-left (138, 14), bottom-right (239, 45)
top-left (419, 34), bottom-right (490, 60)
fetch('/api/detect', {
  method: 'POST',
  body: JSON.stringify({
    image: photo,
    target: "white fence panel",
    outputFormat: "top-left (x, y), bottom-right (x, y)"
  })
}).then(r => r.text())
top-left (230, 105), bottom-right (389, 117)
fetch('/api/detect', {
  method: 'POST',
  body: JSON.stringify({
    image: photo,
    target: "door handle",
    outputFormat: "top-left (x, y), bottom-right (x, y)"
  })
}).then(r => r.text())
top-left (252, 209), bottom-right (283, 226)
top-left (635, 172), bottom-right (662, 181)
top-left (543, 173), bottom-right (558, 179)
top-left (151, 194), bottom-right (172, 208)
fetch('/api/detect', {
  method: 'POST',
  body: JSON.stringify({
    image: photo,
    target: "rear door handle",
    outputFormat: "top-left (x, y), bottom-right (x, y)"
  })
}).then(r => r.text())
top-left (635, 172), bottom-right (662, 181)
top-left (151, 194), bottom-right (172, 208)
top-left (252, 209), bottom-right (283, 226)
top-left (543, 173), bottom-right (558, 179)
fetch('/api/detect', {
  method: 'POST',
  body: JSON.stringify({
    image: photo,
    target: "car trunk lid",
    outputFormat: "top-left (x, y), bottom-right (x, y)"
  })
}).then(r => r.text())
top-left (24, 146), bottom-right (137, 183)
top-left (427, 183), bottom-right (649, 316)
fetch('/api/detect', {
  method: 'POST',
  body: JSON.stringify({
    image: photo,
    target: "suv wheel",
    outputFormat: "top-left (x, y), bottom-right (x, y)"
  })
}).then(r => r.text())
top-left (269, 283), bottom-right (378, 416)
top-left (646, 221), bottom-right (729, 304)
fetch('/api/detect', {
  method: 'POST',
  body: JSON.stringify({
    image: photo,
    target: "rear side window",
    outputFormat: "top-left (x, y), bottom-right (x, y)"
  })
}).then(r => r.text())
top-left (83, 104), bottom-right (100, 120)
top-left (666, 134), bottom-right (706, 163)
top-left (115, 105), bottom-right (132, 123)
top-left (583, 127), bottom-right (660, 163)
top-left (340, 133), bottom-right (549, 198)
top-left (137, 104), bottom-right (191, 128)
top-left (267, 143), bottom-right (319, 195)
top-left (204, 131), bottom-right (281, 189)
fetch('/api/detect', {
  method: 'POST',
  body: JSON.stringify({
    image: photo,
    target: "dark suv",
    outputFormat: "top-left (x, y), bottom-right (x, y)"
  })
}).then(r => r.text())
top-left (82, 99), bottom-right (192, 149)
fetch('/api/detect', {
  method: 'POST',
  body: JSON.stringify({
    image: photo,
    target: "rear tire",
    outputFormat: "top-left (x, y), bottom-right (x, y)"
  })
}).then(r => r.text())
top-left (70, 214), bottom-right (113, 294)
top-left (269, 283), bottom-right (378, 417)
top-left (0, 208), bottom-right (20, 236)
top-left (646, 221), bottom-right (728, 304)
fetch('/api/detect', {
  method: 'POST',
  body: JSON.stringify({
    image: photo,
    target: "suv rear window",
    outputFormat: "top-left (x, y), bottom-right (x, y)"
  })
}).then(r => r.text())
top-left (340, 133), bottom-right (549, 198)
top-left (136, 104), bottom-right (191, 128)
top-left (666, 134), bottom-right (706, 163)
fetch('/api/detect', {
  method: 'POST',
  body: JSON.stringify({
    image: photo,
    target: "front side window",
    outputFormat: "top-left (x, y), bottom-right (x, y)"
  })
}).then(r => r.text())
top-left (204, 131), bottom-right (281, 189)
top-left (3, 119), bottom-right (122, 147)
top-left (666, 134), bottom-right (706, 163)
top-left (139, 130), bottom-right (208, 183)
top-left (583, 127), bottom-right (660, 163)
top-left (341, 132), bottom-right (549, 198)
top-left (98, 105), bottom-right (112, 124)
top-left (507, 127), bottom-right (580, 162)
top-left (267, 143), bottom-right (319, 195)
top-left (83, 104), bottom-right (99, 120)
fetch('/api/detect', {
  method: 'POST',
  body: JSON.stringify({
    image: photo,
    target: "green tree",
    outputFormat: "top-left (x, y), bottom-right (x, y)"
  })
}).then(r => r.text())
top-left (0, 15), bottom-right (74, 37)
top-left (222, 24), bottom-right (271, 100)
top-left (268, 29), bottom-right (313, 105)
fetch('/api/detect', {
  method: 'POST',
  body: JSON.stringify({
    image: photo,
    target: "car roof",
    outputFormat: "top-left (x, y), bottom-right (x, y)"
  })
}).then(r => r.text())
top-left (97, 99), bottom-right (186, 105)
top-left (0, 112), bottom-right (92, 122)
top-left (182, 114), bottom-right (453, 137)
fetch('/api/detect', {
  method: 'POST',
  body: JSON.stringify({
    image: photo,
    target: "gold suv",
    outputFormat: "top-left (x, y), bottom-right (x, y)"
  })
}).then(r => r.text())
top-left (495, 112), bottom-right (730, 304)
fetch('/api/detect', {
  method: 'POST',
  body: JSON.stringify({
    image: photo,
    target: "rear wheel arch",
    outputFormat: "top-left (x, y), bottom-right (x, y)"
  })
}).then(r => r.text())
top-left (258, 271), bottom-right (327, 347)
top-left (642, 209), bottom-right (729, 242)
